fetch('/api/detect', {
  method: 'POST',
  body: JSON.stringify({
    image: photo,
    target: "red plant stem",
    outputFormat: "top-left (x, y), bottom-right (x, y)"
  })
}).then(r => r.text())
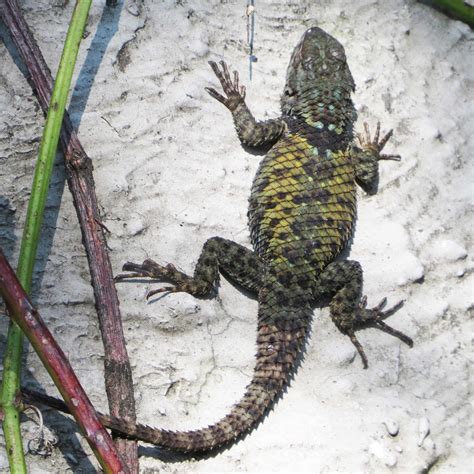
top-left (1, 1), bottom-right (138, 470)
top-left (0, 249), bottom-right (128, 473)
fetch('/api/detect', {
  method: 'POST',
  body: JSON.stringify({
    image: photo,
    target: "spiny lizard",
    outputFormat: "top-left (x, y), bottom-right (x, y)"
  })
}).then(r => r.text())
top-left (30, 27), bottom-right (414, 453)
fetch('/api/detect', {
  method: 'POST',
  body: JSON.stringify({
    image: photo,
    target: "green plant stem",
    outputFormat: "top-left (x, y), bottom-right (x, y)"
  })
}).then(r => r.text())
top-left (429, 0), bottom-right (474, 25)
top-left (2, 0), bottom-right (139, 469)
top-left (0, 249), bottom-right (127, 473)
top-left (1, 1), bottom-right (93, 471)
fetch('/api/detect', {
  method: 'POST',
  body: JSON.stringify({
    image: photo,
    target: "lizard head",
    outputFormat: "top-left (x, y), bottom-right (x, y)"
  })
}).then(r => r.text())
top-left (281, 27), bottom-right (355, 116)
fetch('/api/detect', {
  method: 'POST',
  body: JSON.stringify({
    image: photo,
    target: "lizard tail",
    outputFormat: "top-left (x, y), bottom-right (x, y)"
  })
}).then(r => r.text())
top-left (105, 315), bottom-right (310, 452)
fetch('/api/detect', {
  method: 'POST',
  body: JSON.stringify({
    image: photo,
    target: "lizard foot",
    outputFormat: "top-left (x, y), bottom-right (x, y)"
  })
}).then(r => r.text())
top-left (115, 259), bottom-right (208, 299)
top-left (357, 121), bottom-right (401, 162)
top-left (205, 60), bottom-right (246, 112)
top-left (348, 296), bottom-right (413, 368)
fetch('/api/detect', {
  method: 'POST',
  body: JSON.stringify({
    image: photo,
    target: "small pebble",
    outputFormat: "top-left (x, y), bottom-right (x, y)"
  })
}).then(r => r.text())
top-left (383, 419), bottom-right (399, 437)
top-left (418, 417), bottom-right (430, 446)
top-left (127, 218), bottom-right (145, 236)
top-left (126, 2), bottom-right (141, 16)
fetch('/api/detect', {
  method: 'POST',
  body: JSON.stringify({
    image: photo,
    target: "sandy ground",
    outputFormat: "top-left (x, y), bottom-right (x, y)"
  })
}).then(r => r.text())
top-left (0, 0), bottom-right (473, 472)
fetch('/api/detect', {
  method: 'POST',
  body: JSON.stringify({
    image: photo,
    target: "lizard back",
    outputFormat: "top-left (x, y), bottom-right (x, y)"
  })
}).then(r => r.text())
top-left (249, 44), bottom-right (358, 290)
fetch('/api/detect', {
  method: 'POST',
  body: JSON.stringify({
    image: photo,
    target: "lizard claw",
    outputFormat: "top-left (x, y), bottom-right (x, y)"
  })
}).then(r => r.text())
top-left (378, 153), bottom-right (401, 162)
top-left (206, 60), bottom-right (246, 111)
top-left (115, 258), bottom-right (210, 299)
top-left (115, 260), bottom-right (174, 282)
top-left (357, 295), bottom-right (387, 315)
top-left (347, 330), bottom-right (369, 369)
top-left (146, 286), bottom-right (179, 300)
top-left (356, 297), bottom-right (413, 347)
top-left (346, 296), bottom-right (412, 368)
top-left (115, 259), bottom-right (187, 298)
top-left (357, 122), bottom-right (401, 161)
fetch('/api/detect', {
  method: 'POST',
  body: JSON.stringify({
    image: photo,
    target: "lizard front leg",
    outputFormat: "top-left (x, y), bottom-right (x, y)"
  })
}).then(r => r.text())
top-left (351, 121), bottom-right (401, 194)
top-left (206, 60), bottom-right (285, 148)
top-left (116, 237), bottom-right (264, 299)
top-left (316, 260), bottom-right (413, 368)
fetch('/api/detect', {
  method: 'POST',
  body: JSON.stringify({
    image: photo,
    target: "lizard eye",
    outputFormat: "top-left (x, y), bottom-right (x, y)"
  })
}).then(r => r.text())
top-left (330, 49), bottom-right (344, 61)
top-left (283, 87), bottom-right (295, 97)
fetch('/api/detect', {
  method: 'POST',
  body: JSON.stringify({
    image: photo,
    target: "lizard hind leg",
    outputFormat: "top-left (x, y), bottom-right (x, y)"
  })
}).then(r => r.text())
top-left (116, 236), bottom-right (264, 300)
top-left (316, 260), bottom-right (412, 368)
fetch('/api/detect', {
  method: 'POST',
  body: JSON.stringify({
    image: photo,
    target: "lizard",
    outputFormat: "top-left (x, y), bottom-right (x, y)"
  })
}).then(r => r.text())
top-left (25, 27), bottom-right (413, 454)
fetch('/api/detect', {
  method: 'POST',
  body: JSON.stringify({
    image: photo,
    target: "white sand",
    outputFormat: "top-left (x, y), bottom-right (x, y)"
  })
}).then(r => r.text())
top-left (0, 0), bottom-right (472, 472)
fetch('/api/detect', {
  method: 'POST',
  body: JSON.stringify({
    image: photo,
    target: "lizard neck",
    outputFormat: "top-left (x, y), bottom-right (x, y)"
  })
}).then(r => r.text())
top-left (282, 84), bottom-right (357, 152)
